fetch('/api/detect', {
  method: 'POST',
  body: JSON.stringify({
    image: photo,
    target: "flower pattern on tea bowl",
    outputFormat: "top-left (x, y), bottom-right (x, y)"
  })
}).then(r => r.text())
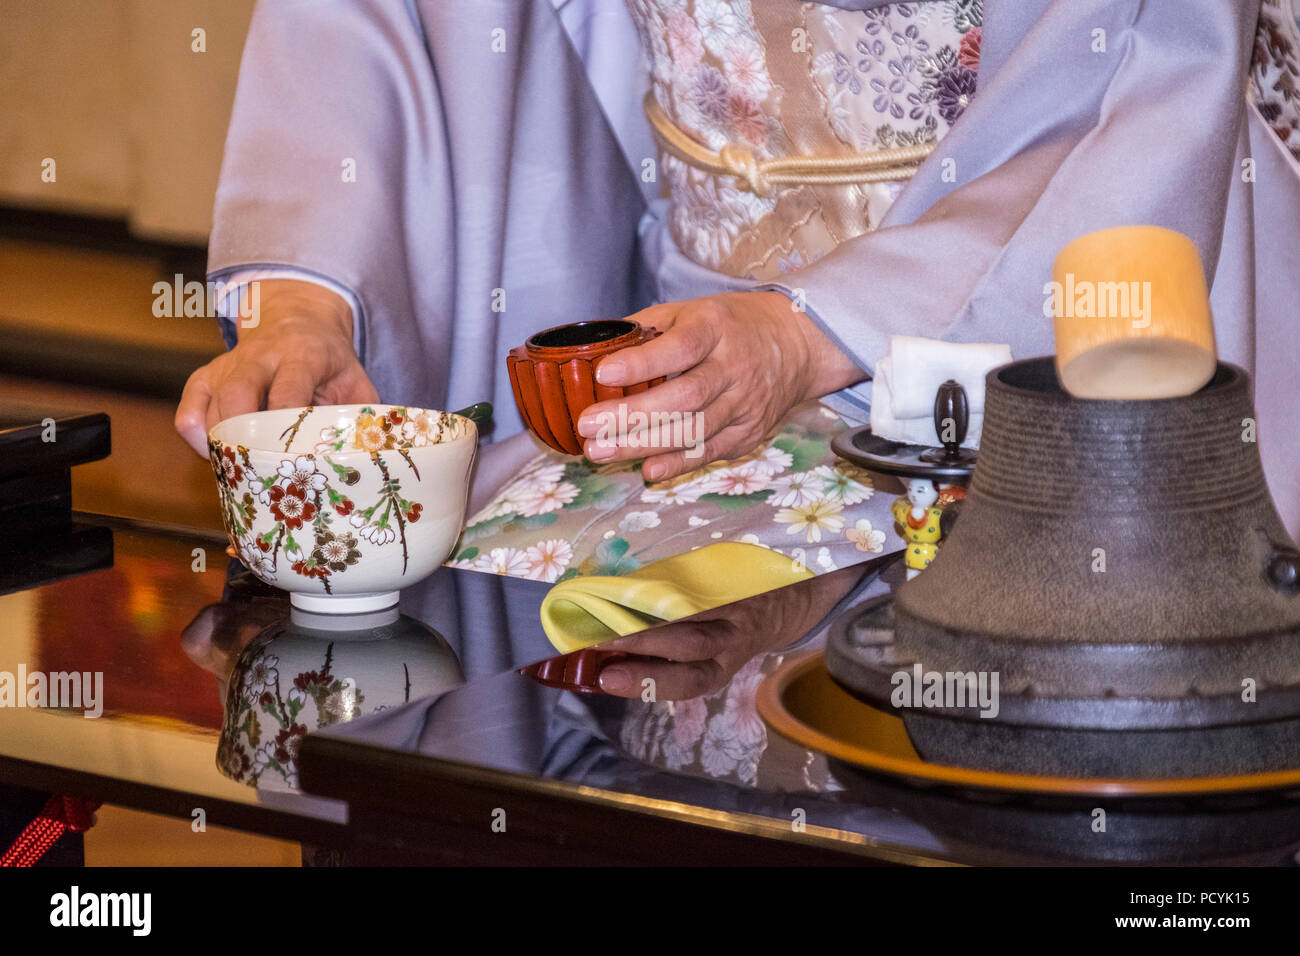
top-left (208, 404), bottom-right (477, 612)
top-left (217, 606), bottom-right (465, 792)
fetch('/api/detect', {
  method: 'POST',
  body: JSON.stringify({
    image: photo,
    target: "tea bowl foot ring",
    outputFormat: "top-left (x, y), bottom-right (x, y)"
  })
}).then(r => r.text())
top-left (289, 590), bottom-right (401, 615)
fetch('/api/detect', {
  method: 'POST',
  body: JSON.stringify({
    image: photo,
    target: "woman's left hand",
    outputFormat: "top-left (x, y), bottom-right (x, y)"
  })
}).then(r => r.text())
top-left (575, 291), bottom-right (865, 480)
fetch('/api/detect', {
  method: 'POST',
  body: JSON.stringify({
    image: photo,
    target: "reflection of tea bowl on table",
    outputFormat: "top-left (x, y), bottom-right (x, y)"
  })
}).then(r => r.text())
top-left (507, 320), bottom-right (666, 455)
top-left (216, 605), bottom-right (465, 792)
top-left (208, 404), bottom-right (477, 614)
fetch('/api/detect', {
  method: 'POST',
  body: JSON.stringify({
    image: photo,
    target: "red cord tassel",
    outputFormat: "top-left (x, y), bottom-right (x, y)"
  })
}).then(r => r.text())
top-left (0, 795), bottom-right (101, 867)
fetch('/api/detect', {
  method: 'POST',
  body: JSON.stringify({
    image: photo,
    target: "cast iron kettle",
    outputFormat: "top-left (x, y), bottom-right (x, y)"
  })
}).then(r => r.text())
top-left (828, 357), bottom-right (1300, 778)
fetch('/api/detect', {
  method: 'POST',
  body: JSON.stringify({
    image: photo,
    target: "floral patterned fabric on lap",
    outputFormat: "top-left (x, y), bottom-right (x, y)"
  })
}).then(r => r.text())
top-left (451, 402), bottom-right (897, 583)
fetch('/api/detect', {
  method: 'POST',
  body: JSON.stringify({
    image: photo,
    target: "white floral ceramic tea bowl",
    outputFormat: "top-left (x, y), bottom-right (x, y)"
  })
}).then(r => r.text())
top-left (208, 404), bottom-right (477, 612)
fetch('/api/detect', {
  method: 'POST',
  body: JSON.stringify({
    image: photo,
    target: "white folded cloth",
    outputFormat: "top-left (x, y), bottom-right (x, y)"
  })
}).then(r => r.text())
top-left (870, 336), bottom-right (1013, 449)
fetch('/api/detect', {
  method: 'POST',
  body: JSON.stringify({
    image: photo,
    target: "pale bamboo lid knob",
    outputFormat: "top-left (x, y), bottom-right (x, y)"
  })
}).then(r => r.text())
top-left (1048, 225), bottom-right (1217, 400)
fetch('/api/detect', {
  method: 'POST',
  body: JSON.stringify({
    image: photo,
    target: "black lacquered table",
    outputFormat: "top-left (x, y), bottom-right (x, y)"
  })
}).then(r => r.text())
top-left (2, 514), bottom-right (1298, 865)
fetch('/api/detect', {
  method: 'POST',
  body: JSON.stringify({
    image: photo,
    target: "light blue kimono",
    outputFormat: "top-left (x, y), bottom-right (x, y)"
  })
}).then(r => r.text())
top-left (208, 0), bottom-right (1300, 539)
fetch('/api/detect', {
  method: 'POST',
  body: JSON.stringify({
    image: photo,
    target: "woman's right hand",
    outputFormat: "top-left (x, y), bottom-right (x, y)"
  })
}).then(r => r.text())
top-left (174, 279), bottom-right (379, 455)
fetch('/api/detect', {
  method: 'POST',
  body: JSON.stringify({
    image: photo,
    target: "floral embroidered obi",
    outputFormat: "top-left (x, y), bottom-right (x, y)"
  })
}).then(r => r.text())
top-left (626, 0), bottom-right (983, 281)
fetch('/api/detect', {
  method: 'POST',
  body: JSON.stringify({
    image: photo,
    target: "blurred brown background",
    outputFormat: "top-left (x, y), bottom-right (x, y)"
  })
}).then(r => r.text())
top-left (1, 0), bottom-right (300, 864)
top-left (1, 0), bottom-right (261, 532)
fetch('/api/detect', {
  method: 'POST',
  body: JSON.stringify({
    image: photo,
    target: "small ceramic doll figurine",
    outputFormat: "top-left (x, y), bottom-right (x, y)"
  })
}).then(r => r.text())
top-left (892, 478), bottom-right (946, 579)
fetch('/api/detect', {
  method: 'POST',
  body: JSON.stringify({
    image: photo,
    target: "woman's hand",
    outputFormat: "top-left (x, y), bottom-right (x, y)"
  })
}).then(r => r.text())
top-left (174, 279), bottom-right (379, 455)
top-left (575, 291), bottom-right (864, 480)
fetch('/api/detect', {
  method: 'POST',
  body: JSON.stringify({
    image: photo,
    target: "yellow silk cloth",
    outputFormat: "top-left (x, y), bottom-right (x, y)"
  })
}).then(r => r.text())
top-left (539, 542), bottom-right (814, 653)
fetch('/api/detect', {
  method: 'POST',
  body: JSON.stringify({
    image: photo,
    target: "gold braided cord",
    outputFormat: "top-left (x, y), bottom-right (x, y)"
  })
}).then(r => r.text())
top-left (643, 93), bottom-right (933, 196)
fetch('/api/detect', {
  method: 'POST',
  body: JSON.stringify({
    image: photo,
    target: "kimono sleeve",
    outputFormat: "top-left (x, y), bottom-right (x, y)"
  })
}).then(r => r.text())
top-left (766, 0), bottom-right (1258, 398)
